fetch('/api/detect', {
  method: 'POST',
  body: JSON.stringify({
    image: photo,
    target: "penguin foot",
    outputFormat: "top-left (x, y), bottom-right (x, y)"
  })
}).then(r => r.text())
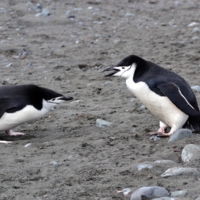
top-left (6, 130), bottom-right (25, 136)
top-left (0, 140), bottom-right (12, 144)
top-left (148, 131), bottom-right (173, 137)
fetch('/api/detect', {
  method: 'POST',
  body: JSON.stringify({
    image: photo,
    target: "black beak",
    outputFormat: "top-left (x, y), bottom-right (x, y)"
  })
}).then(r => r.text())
top-left (103, 67), bottom-right (120, 77)
top-left (60, 96), bottom-right (73, 101)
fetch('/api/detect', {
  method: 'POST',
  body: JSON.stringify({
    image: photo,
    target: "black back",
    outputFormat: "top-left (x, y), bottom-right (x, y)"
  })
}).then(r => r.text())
top-left (0, 85), bottom-right (63, 117)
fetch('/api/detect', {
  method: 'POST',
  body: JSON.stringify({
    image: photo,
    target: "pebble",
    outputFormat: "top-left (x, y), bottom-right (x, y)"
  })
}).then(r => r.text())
top-left (70, 100), bottom-right (83, 104)
top-left (195, 197), bottom-right (200, 200)
top-left (5, 63), bottom-right (12, 67)
top-left (168, 129), bottom-right (193, 142)
top-left (140, 105), bottom-right (146, 110)
top-left (161, 167), bottom-right (200, 177)
top-left (96, 118), bottom-right (111, 128)
top-left (34, 3), bottom-right (42, 13)
top-left (171, 190), bottom-right (187, 197)
top-left (24, 143), bottom-right (32, 148)
top-left (192, 27), bottom-right (200, 34)
top-left (41, 8), bottom-right (51, 16)
top-left (0, 8), bottom-right (6, 13)
top-left (117, 188), bottom-right (131, 196)
top-left (50, 161), bottom-right (59, 167)
top-left (130, 186), bottom-right (169, 200)
top-left (191, 85), bottom-right (200, 92)
top-left (191, 36), bottom-right (199, 41)
top-left (150, 135), bottom-right (160, 141)
top-left (104, 81), bottom-right (113, 85)
top-left (137, 163), bottom-right (153, 171)
top-left (188, 22), bottom-right (198, 27)
top-left (154, 160), bottom-right (176, 165)
top-left (181, 144), bottom-right (200, 163)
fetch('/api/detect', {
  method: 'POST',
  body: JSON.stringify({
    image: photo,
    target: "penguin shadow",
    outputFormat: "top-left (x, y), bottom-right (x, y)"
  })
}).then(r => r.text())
top-left (0, 132), bottom-right (36, 142)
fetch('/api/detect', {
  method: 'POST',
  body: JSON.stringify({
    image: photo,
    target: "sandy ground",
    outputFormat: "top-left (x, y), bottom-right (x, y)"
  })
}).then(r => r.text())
top-left (0, 0), bottom-right (200, 199)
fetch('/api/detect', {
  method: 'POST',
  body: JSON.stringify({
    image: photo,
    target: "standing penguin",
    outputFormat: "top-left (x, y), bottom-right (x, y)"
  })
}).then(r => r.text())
top-left (104, 55), bottom-right (200, 136)
top-left (0, 84), bottom-right (73, 144)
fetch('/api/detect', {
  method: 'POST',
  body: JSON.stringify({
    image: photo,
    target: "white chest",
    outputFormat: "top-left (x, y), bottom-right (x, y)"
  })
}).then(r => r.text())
top-left (0, 99), bottom-right (54, 130)
top-left (125, 78), bottom-right (188, 127)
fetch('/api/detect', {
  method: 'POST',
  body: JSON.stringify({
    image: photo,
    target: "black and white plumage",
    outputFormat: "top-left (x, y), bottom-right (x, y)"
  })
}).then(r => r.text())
top-left (0, 84), bottom-right (73, 144)
top-left (104, 55), bottom-right (200, 136)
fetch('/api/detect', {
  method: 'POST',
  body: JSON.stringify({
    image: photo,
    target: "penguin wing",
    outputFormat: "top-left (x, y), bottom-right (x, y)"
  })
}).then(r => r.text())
top-left (0, 98), bottom-right (28, 118)
top-left (156, 82), bottom-right (199, 116)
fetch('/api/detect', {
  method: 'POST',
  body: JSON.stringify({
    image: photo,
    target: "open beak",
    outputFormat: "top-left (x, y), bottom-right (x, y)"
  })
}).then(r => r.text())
top-left (103, 67), bottom-right (120, 77)
top-left (60, 96), bottom-right (73, 101)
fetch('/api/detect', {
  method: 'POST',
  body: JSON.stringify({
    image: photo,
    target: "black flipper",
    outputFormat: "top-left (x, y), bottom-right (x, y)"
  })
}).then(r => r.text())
top-left (0, 98), bottom-right (31, 118)
top-left (157, 82), bottom-right (200, 116)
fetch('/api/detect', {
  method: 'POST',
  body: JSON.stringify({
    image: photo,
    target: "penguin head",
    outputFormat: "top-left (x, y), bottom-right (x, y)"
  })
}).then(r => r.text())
top-left (104, 55), bottom-right (145, 79)
top-left (47, 96), bottom-right (73, 105)
top-left (40, 87), bottom-right (73, 105)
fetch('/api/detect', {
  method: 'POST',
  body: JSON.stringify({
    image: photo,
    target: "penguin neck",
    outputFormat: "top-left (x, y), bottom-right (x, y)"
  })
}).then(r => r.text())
top-left (42, 99), bottom-right (57, 111)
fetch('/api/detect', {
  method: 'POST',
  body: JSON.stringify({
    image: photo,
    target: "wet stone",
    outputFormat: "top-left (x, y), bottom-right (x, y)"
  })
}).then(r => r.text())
top-left (181, 144), bottom-right (200, 163)
top-left (161, 167), bottom-right (200, 177)
top-left (130, 186), bottom-right (169, 200)
top-left (96, 118), bottom-right (111, 128)
top-left (168, 129), bottom-right (193, 142)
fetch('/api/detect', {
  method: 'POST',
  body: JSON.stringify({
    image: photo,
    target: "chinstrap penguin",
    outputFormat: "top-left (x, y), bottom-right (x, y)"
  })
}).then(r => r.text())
top-left (104, 55), bottom-right (200, 136)
top-left (0, 84), bottom-right (73, 144)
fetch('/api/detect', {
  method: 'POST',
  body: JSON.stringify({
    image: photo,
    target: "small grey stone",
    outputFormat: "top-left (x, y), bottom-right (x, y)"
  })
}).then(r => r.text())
top-left (192, 27), bottom-right (200, 34)
top-left (50, 161), bottom-right (59, 167)
top-left (191, 85), bottom-right (200, 92)
top-left (171, 190), bottom-right (187, 197)
top-left (191, 36), bottom-right (200, 41)
top-left (154, 160), bottom-right (176, 165)
top-left (181, 144), bottom-right (200, 162)
top-left (195, 196), bottom-right (200, 200)
top-left (96, 118), bottom-right (111, 128)
top-left (0, 8), bottom-right (6, 13)
top-left (188, 22), bottom-right (198, 27)
top-left (130, 186), bottom-right (169, 200)
top-left (104, 81), bottom-right (113, 85)
top-left (140, 105), bottom-right (146, 110)
top-left (42, 8), bottom-right (51, 16)
top-left (161, 167), bottom-right (200, 177)
top-left (34, 4), bottom-right (42, 13)
top-left (168, 129), bottom-right (193, 142)
top-left (137, 163), bottom-right (153, 171)
top-left (150, 135), bottom-right (160, 141)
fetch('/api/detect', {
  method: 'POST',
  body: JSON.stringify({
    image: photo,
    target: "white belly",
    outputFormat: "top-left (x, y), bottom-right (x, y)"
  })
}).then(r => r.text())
top-left (0, 105), bottom-right (49, 131)
top-left (126, 79), bottom-right (188, 128)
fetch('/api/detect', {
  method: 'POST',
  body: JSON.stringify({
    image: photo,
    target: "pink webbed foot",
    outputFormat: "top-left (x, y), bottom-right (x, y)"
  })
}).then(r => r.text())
top-left (148, 127), bottom-right (173, 137)
top-left (5, 130), bottom-right (25, 136)
top-left (148, 127), bottom-right (167, 136)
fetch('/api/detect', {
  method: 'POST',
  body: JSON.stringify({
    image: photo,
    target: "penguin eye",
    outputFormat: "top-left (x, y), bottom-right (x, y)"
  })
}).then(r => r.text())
top-left (122, 67), bottom-right (125, 69)
top-left (52, 98), bottom-right (55, 101)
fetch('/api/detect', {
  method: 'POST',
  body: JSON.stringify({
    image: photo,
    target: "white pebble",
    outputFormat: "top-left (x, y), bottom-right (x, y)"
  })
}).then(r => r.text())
top-left (188, 22), bottom-right (198, 27)
top-left (96, 118), bottom-right (111, 128)
top-left (181, 144), bottom-right (200, 162)
top-left (191, 85), bottom-right (200, 92)
top-left (130, 186), bottom-right (169, 200)
top-left (168, 129), bottom-right (193, 142)
top-left (161, 167), bottom-right (200, 177)
top-left (192, 27), bottom-right (200, 33)
top-left (50, 161), bottom-right (59, 166)
top-left (154, 160), bottom-right (176, 165)
top-left (171, 190), bottom-right (188, 197)
top-left (24, 143), bottom-right (32, 147)
top-left (137, 163), bottom-right (153, 171)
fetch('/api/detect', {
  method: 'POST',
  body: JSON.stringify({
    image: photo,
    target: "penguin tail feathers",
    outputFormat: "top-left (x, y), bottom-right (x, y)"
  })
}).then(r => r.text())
top-left (183, 115), bottom-right (200, 133)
